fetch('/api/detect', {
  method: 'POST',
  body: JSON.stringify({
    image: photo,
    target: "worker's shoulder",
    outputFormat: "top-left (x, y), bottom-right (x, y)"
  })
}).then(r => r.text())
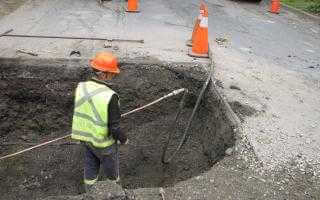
top-left (86, 78), bottom-right (119, 96)
top-left (110, 92), bottom-right (119, 100)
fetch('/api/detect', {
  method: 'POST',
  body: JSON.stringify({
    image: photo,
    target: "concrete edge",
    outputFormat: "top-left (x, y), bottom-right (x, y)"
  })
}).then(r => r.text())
top-left (281, 3), bottom-right (320, 22)
top-left (0, 56), bottom-right (206, 70)
top-left (0, 56), bottom-right (209, 83)
top-left (208, 49), bottom-right (244, 153)
top-left (0, 56), bottom-right (200, 66)
top-left (208, 48), bottom-right (262, 164)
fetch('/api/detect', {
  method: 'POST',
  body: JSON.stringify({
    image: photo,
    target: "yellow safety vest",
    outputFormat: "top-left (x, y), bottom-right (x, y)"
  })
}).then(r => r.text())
top-left (71, 80), bottom-right (116, 148)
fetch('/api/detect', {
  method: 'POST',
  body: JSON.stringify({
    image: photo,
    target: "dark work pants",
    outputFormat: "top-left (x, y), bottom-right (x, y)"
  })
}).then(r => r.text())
top-left (83, 143), bottom-right (118, 185)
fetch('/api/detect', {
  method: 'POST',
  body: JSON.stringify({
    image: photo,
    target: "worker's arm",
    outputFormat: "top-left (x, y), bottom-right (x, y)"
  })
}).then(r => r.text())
top-left (108, 94), bottom-right (127, 144)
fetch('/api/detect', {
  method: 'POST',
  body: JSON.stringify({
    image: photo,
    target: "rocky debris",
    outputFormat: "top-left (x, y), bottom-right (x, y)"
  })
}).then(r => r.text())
top-left (40, 196), bottom-right (87, 200)
top-left (20, 175), bottom-right (41, 190)
top-left (88, 181), bottom-right (126, 199)
top-left (104, 41), bottom-right (112, 48)
top-left (215, 37), bottom-right (229, 47)
top-left (40, 181), bottom-right (168, 200)
top-left (307, 64), bottom-right (320, 69)
top-left (225, 147), bottom-right (234, 156)
top-left (69, 51), bottom-right (81, 57)
top-left (229, 85), bottom-right (241, 90)
top-left (40, 181), bottom-right (127, 200)
top-left (132, 188), bottom-right (164, 200)
top-left (228, 101), bottom-right (258, 122)
top-left (215, 79), bottom-right (224, 88)
top-left (113, 46), bottom-right (119, 51)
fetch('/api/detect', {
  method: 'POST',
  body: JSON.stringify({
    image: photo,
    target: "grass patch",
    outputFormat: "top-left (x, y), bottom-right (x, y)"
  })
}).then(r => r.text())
top-left (281, 0), bottom-right (320, 15)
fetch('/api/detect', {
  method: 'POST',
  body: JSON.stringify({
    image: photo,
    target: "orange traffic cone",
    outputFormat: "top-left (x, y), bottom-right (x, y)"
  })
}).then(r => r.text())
top-left (269, 0), bottom-right (280, 14)
top-left (188, 6), bottom-right (209, 58)
top-left (126, 0), bottom-right (139, 13)
top-left (186, 2), bottom-right (205, 47)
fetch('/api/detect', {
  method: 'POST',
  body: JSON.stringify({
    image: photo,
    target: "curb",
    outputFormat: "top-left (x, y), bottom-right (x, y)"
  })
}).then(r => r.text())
top-left (208, 49), bottom-right (242, 131)
top-left (208, 49), bottom-right (243, 154)
top-left (281, 3), bottom-right (320, 22)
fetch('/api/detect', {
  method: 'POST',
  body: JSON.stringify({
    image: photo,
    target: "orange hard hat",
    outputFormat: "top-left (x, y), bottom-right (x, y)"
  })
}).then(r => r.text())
top-left (90, 52), bottom-right (120, 73)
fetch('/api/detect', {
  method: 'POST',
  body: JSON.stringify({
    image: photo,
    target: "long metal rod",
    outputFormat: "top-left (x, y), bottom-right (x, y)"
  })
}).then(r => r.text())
top-left (0, 135), bottom-right (71, 161)
top-left (0, 88), bottom-right (186, 161)
top-left (0, 29), bottom-right (13, 37)
top-left (1, 142), bottom-right (77, 146)
top-left (2, 33), bottom-right (144, 43)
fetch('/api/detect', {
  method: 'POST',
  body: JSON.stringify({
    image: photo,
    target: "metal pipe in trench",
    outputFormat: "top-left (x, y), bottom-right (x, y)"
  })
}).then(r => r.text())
top-left (161, 63), bottom-right (213, 164)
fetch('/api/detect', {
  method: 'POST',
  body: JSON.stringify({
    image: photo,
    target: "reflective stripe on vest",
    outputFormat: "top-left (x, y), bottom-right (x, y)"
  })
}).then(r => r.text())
top-left (71, 81), bottom-right (116, 148)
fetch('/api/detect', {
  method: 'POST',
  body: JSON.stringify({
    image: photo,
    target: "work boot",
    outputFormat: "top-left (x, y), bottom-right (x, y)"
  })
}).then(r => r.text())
top-left (84, 184), bottom-right (94, 193)
top-left (113, 176), bottom-right (120, 183)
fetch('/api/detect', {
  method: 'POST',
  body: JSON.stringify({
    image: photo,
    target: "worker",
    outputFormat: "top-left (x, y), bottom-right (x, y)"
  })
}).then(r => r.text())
top-left (71, 52), bottom-right (128, 192)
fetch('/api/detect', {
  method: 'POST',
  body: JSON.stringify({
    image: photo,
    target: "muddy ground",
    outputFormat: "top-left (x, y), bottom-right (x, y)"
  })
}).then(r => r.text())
top-left (0, 58), bottom-right (234, 200)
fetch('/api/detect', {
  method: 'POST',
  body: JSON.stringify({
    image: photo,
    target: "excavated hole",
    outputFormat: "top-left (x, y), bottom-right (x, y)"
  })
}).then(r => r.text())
top-left (0, 58), bottom-right (235, 200)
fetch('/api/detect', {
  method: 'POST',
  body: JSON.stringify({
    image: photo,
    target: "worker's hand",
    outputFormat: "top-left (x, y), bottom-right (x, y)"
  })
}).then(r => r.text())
top-left (116, 139), bottom-right (129, 145)
top-left (120, 139), bottom-right (129, 145)
top-left (116, 140), bottom-right (128, 145)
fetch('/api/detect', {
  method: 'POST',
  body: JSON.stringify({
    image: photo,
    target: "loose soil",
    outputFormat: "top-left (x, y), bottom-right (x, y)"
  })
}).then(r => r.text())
top-left (0, 58), bottom-right (235, 200)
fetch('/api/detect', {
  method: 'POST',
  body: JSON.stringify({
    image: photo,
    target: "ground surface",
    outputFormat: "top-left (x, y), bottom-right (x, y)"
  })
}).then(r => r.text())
top-left (208, 0), bottom-right (320, 170)
top-left (0, 0), bottom-right (200, 63)
top-left (1, 0), bottom-right (320, 199)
